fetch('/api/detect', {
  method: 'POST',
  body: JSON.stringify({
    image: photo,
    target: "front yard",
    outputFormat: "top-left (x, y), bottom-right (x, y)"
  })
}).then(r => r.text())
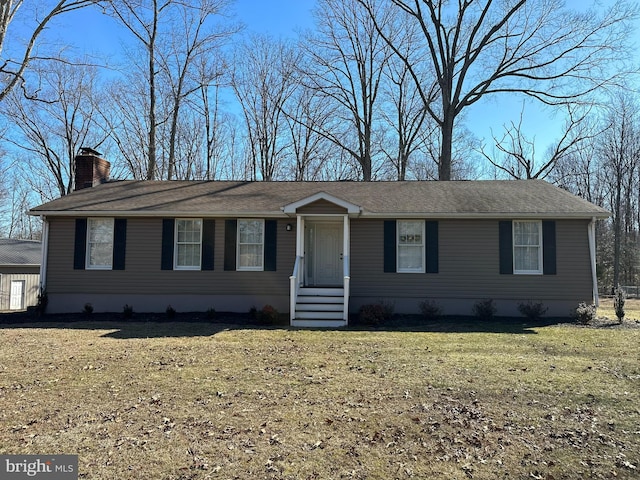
top-left (0, 311), bottom-right (638, 480)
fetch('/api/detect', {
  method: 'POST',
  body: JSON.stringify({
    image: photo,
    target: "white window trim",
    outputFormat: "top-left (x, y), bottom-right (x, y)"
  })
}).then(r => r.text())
top-left (174, 218), bottom-right (203, 271)
top-left (513, 220), bottom-right (543, 275)
top-left (397, 220), bottom-right (425, 273)
top-left (86, 217), bottom-right (114, 270)
top-left (237, 219), bottom-right (265, 271)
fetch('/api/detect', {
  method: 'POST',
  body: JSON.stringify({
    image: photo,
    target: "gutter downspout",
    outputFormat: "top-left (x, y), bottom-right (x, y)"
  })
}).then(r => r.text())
top-left (588, 217), bottom-right (599, 306)
top-left (39, 216), bottom-right (49, 295)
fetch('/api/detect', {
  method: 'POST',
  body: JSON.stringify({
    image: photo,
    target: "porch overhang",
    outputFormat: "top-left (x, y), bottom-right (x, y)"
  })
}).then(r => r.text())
top-left (281, 192), bottom-right (361, 216)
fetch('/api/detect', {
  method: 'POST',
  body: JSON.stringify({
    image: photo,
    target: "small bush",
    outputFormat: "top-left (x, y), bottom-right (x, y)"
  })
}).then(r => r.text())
top-left (36, 289), bottom-right (48, 316)
top-left (257, 304), bottom-right (279, 324)
top-left (123, 304), bottom-right (134, 319)
top-left (419, 300), bottom-right (442, 321)
top-left (574, 302), bottom-right (596, 325)
top-left (517, 301), bottom-right (548, 321)
top-left (473, 299), bottom-right (497, 321)
top-left (358, 303), bottom-right (393, 326)
top-left (248, 306), bottom-right (258, 320)
top-left (206, 307), bottom-right (216, 320)
top-left (82, 303), bottom-right (94, 315)
top-left (614, 285), bottom-right (626, 322)
top-left (166, 305), bottom-right (176, 319)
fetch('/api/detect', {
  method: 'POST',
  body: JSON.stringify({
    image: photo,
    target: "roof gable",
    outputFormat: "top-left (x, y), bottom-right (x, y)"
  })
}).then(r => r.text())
top-left (282, 191), bottom-right (361, 215)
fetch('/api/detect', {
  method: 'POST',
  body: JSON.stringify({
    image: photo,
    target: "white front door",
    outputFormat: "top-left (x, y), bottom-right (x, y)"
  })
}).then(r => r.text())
top-left (306, 221), bottom-right (343, 286)
top-left (10, 280), bottom-right (25, 310)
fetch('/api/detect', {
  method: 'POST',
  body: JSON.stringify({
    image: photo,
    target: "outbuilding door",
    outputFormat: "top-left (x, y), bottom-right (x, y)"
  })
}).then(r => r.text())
top-left (10, 280), bottom-right (25, 310)
top-left (305, 220), bottom-right (343, 286)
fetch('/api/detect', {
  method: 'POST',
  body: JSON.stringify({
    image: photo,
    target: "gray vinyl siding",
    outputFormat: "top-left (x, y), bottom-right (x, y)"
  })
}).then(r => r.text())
top-left (350, 218), bottom-right (593, 302)
top-left (46, 217), bottom-right (295, 297)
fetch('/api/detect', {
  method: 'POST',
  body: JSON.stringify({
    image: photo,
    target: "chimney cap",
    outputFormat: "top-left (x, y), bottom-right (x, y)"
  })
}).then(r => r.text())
top-left (79, 146), bottom-right (102, 157)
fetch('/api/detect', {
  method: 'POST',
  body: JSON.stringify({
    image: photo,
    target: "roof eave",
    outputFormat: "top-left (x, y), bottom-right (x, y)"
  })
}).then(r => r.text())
top-left (30, 209), bottom-right (610, 219)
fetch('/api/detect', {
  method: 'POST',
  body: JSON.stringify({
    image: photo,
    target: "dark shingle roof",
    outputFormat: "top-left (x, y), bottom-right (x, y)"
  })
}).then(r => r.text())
top-left (29, 179), bottom-right (610, 219)
top-left (0, 239), bottom-right (42, 265)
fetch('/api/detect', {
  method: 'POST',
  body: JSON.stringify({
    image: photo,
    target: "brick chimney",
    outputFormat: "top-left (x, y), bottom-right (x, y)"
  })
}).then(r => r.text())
top-left (75, 147), bottom-right (111, 191)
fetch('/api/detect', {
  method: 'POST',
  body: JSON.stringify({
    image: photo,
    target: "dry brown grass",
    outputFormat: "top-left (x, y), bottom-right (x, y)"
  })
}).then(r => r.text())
top-left (598, 297), bottom-right (640, 322)
top-left (0, 318), bottom-right (639, 479)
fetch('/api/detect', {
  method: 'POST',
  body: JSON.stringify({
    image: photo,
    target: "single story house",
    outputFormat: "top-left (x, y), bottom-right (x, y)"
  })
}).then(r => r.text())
top-left (0, 238), bottom-right (41, 311)
top-left (29, 151), bottom-right (609, 326)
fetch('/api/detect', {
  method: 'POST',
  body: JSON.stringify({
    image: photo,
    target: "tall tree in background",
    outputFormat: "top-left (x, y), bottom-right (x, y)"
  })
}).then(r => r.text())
top-left (599, 95), bottom-right (640, 289)
top-left (107, 0), bottom-right (171, 180)
top-left (231, 35), bottom-right (300, 181)
top-left (157, 0), bottom-right (235, 179)
top-left (482, 105), bottom-right (594, 180)
top-left (302, 0), bottom-right (393, 181)
top-left (0, 0), bottom-right (99, 102)
top-left (358, 0), bottom-right (637, 180)
top-left (1, 61), bottom-right (105, 198)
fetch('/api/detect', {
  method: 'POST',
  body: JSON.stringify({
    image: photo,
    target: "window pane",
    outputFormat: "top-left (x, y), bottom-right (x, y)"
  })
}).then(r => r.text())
top-left (175, 219), bottom-right (202, 268)
top-left (397, 221), bottom-right (424, 272)
top-left (513, 222), bottom-right (541, 272)
top-left (398, 245), bottom-right (422, 270)
top-left (87, 218), bottom-right (113, 269)
top-left (238, 220), bottom-right (264, 270)
top-left (239, 245), bottom-right (263, 268)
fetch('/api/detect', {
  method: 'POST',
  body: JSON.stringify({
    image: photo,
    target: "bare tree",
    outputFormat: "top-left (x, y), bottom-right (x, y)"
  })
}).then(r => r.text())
top-left (157, 0), bottom-right (235, 179)
top-left (302, 0), bottom-right (394, 181)
top-left (106, 0), bottom-right (173, 180)
top-left (231, 35), bottom-right (300, 181)
top-left (358, 0), bottom-right (637, 180)
top-left (599, 94), bottom-right (640, 289)
top-left (482, 105), bottom-right (595, 180)
top-left (1, 60), bottom-right (106, 198)
top-left (0, 0), bottom-right (99, 102)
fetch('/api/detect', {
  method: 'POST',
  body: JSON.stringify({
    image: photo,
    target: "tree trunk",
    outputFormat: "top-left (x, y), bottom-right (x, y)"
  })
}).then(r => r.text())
top-left (439, 113), bottom-right (454, 181)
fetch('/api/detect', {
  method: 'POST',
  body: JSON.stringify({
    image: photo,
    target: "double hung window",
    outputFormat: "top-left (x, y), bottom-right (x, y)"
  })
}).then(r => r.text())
top-left (87, 218), bottom-right (114, 269)
top-left (175, 219), bottom-right (202, 270)
top-left (513, 220), bottom-right (542, 274)
top-left (238, 219), bottom-right (264, 271)
top-left (397, 220), bottom-right (425, 273)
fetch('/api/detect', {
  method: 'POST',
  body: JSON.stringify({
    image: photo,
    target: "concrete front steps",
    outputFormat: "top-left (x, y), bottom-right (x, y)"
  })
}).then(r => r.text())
top-left (290, 287), bottom-right (347, 328)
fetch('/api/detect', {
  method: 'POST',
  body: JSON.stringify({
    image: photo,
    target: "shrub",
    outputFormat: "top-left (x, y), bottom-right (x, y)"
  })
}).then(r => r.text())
top-left (418, 300), bottom-right (442, 320)
top-left (123, 304), bottom-right (134, 319)
top-left (574, 302), bottom-right (596, 325)
top-left (36, 288), bottom-right (48, 316)
top-left (614, 285), bottom-right (626, 322)
top-left (166, 305), bottom-right (176, 319)
top-left (257, 304), bottom-right (279, 324)
top-left (206, 307), bottom-right (216, 320)
top-left (83, 303), bottom-right (94, 315)
top-left (358, 302), bottom-right (393, 326)
top-left (473, 299), bottom-right (497, 321)
top-left (517, 301), bottom-right (548, 321)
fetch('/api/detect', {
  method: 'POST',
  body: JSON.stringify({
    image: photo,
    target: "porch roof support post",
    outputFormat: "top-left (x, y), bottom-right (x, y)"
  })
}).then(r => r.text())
top-left (343, 215), bottom-right (350, 323)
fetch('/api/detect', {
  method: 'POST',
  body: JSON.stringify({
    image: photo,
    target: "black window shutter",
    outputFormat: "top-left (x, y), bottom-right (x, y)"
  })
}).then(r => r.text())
top-left (161, 219), bottom-right (175, 270)
top-left (224, 219), bottom-right (237, 271)
top-left (74, 218), bottom-right (87, 270)
top-left (383, 220), bottom-right (397, 273)
top-left (264, 220), bottom-right (277, 271)
top-left (426, 221), bottom-right (439, 273)
top-left (202, 219), bottom-right (215, 271)
top-left (542, 220), bottom-right (556, 275)
top-left (499, 221), bottom-right (513, 274)
top-left (113, 219), bottom-right (127, 270)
